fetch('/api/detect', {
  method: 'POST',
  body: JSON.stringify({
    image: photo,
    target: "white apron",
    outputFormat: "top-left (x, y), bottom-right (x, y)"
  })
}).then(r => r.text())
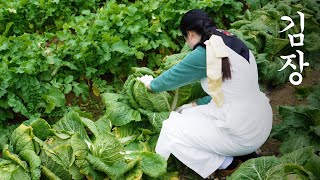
top-left (155, 48), bottom-right (273, 178)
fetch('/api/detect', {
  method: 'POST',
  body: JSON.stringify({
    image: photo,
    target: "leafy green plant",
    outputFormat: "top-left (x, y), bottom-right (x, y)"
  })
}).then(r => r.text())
top-left (0, 0), bottom-right (107, 36)
top-left (244, 0), bottom-right (271, 11)
top-left (271, 86), bottom-right (320, 154)
top-left (230, 0), bottom-right (320, 86)
top-left (102, 52), bottom-right (207, 132)
top-left (229, 146), bottom-right (320, 179)
top-left (0, 0), bottom-right (246, 123)
top-left (0, 111), bottom-right (169, 180)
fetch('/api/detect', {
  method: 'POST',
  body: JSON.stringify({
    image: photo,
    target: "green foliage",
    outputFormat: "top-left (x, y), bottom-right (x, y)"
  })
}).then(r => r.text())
top-left (0, 159), bottom-right (31, 180)
top-left (0, 123), bottom-right (17, 149)
top-left (4, 124), bottom-right (42, 180)
top-left (0, 0), bottom-right (107, 36)
top-left (102, 93), bottom-right (142, 126)
top-left (0, 110), bottom-right (168, 179)
top-left (244, 0), bottom-right (271, 11)
top-left (231, 0), bottom-right (320, 86)
top-left (1, 0), bottom-right (319, 121)
top-left (102, 53), bottom-right (206, 131)
top-left (126, 151), bottom-right (167, 177)
top-left (229, 147), bottom-right (319, 179)
top-left (271, 86), bottom-right (320, 154)
top-left (0, 0), bottom-right (245, 123)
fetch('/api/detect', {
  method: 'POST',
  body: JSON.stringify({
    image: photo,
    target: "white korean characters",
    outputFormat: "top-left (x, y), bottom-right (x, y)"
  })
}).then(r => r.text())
top-left (278, 11), bottom-right (309, 85)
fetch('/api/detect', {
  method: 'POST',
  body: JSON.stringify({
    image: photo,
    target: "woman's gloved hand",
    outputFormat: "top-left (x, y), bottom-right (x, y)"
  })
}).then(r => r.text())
top-left (175, 102), bottom-right (196, 113)
top-left (137, 75), bottom-right (154, 90)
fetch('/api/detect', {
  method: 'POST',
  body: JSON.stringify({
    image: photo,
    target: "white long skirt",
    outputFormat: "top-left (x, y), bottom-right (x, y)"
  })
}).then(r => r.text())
top-left (155, 94), bottom-right (272, 178)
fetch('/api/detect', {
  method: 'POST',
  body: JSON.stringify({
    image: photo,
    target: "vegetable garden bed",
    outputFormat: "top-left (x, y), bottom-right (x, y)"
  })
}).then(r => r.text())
top-left (1, 0), bottom-right (320, 179)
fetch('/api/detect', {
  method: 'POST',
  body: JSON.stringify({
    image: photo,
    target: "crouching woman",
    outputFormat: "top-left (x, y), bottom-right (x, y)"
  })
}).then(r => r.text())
top-left (138, 9), bottom-right (272, 179)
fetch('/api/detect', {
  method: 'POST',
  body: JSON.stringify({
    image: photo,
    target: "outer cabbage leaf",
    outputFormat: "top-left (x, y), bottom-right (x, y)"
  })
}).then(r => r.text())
top-left (271, 106), bottom-right (311, 141)
top-left (91, 136), bottom-right (124, 165)
top-left (122, 75), bottom-right (140, 110)
top-left (41, 166), bottom-right (62, 180)
top-left (95, 115), bottom-right (112, 136)
top-left (105, 101), bottom-right (142, 126)
top-left (11, 125), bottom-right (34, 154)
top-left (125, 151), bottom-right (167, 178)
top-left (70, 129), bottom-right (130, 179)
top-left (30, 118), bottom-right (54, 140)
top-left (2, 144), bottom-right (28, 171)
top-left (147, 91), bottom-right (172, 112)
top-left (18, 150), bottom-right (41, 180)
top-left (124, 167), bottom-right (143, 180)
top-left (229, 156), bottom-right (281, 179)
top-left (305, 32), bottom-right (320, 70)
top-left (271, 105), bottom-right (320, 153)
top-left (239, 9), bottom-right (281, 36)
top-left (70, 134), bottom-right (104, 180)
top-left (123, 141), bottom-right (144, 152)
top-left (79, 116), bottom-right (100, 138)
top-left (10, 124), bottom-right (41, 180)
top-left (40, 151), bottom-right (72, 180)
top-left (34, 137), bottom-right (73, 180)
top-left (132, 81), bottom-right (155, 111)
top-left (256, 54), bottom-right (292, 86)
top-left (102, 93), bottom-right (142, 126)
top-left (113, 123), bottom-right (140, 145)
top-left (280, 146), bottom-right (314, 165)
top-left (305, 149), bottom-right (320, 178)
top-left (279, 147), bottom-right (320, 178)
top-left (68, 164), bottom-right (84, 180)
top-left (231, 147), bottom-right (320, 179)
top-left (171, 82), bottom-right (207, 110)
top-left (138, 109), bottom-right (169, 132)
top-left (228, 29), bottom-right (258, 52)
top-left (266, 163), bottom-right (311, 180)
top-left (302, 107), bottom-right (320, 127)
top-left (86, 154), bottom-right (138, 180)
top-left (279, 132), bottom-right (318, 154)
top-left (308, 87), bottom-right (320, 109)
top-left (123, 75), bottom-right (173, 112)
top-left (53, 144), bottom-right (75, 171)
top-left (55, 147), bottom-right (85, 180)
top-left (0, 159), bottom-right (31, 180)
top-left (52, 111), bottom-right (90, 142)
top-left (263, 32), bottom-right (289, 55)
top-left (123, 129), bottom-right (158, 153)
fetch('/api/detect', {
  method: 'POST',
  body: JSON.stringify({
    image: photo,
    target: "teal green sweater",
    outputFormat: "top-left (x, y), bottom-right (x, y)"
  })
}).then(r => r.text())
top-left (150, 46), bottom-right (212, 105)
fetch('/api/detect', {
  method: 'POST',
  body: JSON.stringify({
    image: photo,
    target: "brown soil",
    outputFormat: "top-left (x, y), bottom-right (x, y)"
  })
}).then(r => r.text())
top-left (259, 69), bottom-right (320, 156)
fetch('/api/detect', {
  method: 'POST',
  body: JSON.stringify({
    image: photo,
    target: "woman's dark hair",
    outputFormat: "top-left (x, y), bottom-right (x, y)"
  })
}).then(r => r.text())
top-left (180, 9), bottom-right (232, 81)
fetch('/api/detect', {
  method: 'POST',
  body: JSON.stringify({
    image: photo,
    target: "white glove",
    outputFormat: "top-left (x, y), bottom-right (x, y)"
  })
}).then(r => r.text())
top-left (137, 75), bottom-right (154, 89)
top-left (175, 102), bottom-right (195, 113)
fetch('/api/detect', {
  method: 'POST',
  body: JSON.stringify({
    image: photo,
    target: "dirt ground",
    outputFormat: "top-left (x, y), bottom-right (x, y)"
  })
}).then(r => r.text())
top-left (259, 69), bottom-right (320, 156)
